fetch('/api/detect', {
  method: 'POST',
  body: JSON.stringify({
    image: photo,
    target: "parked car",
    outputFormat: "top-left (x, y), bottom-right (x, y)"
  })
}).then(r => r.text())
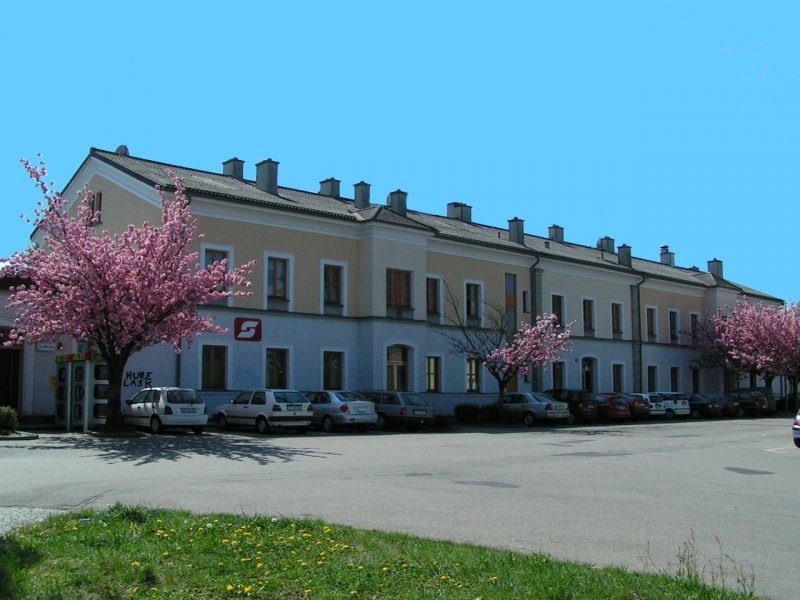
top-left (302, 390), bottom-right (377, 432)
top-left (653, 392), bottom-right (691, 419)
top-left (792, 409), bottom-right (800, 448)
top-left (686, 394), bottom-right (723, 419)
top-left (593, 394), bottom-right (631, 421)
top-left (499, 392), bottom-right (573, 425)
top-left (704, 392), bottom-right (742, 418)
top-left (542, 389), bottom-right (599, 421)
top-left (729, 389), bottom-right (769, 416)
top-left (215, 389), bottom-right (313, 434)
top-left (731, 387), bottom-right (773, 414)
top-left (122, 387), bottom-right (207, 434)
top-left (358, 390), bottom-right (434, 432)
top-left (598, 392), bottom-right (650, 419)
top-left (629, 393), bottom-right (666, 417)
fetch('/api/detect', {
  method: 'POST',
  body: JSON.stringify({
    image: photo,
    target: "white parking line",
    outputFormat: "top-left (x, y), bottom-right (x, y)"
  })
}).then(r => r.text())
top-left (765, 446), bottom-right (796, 453)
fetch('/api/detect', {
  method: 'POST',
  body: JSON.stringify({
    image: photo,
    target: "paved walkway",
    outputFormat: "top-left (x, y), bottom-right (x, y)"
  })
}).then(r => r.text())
top-left (0, 506), bottom-right (62, 536)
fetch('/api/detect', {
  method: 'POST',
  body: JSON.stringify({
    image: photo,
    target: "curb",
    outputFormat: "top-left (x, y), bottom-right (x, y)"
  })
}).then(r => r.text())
top-left (0, 431), bottom-right (39, 441)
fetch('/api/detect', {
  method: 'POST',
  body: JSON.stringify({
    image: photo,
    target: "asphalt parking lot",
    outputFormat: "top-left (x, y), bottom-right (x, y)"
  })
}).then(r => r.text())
top-left (1, 417), bottom-right (796, 599)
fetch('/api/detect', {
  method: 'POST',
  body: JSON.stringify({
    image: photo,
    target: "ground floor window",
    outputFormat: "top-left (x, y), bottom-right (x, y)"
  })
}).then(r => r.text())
top-left (670, 367), bottom-right (680, 392)
top-left (466, 358), bottom-right (481, 392)
top-left (387, 345), bottom-right (409, 391)
top-left (552, 361), bottom-right (565, 389)
top-left (267, 348), bottom-right (288, 388)
top-left (202, 345), bottom-right (227, 390)
top-left (612, 364), bottom-right (623, 393)
top-left (323, 351), bottom-right (344, 390)
top-left (426, 356), bottom-right (441, 392)
top-left (647, 365), bottom-right (658, 393)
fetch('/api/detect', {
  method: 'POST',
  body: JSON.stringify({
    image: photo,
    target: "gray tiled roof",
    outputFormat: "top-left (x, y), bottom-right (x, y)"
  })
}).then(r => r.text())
top-left (89, 148), bottom-right (779, 302)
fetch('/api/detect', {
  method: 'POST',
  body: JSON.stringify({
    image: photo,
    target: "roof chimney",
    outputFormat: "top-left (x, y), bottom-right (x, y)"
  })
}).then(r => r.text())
top-left (447, 202), bottom-right (472, 223)
top-left (598, 236), bottom-right (615, 254)
top-left (508, 218), bottom-right (525, 244)
top-left (660, 245), bottom-right (675, 267)
top-left (255, 158), bottom-right (279, 195)
top-left (548, 225), bottom-right (564, 243)
top-left (708, 258), bottom-right (724, 278)
top-left (354, 181), bottom-right (371, 209)
top-left (387, 189), bottom-right (407, 216)
top-left (222, 157), bottom-right (244, 180)
top-left (618, 244), bottom-right (632, 267)
top-left (319, 177), bottom-right (341, 197)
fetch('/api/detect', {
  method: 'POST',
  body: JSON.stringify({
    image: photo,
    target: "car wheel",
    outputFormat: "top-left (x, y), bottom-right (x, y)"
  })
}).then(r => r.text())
top-left (794, 438), bottom-right (800, 449)
top-left (690, 408), bottom-right (701, 419)
top-left (665, 409), bottom-right (675, 420)
top-left (322, 415), bottom-right (336, 433)
top-left (256, 416), bottom-right (270, 434)
top-left (523, 412), bottom-right (536, 427)
top-left (216, 414), bottom-right (228, 430)
top-left (376, 413), bottom-right (387, 431)
top-left (193, 426), bottom-right (204, 435)
top-left (150, 416), bottom-right (163, 434)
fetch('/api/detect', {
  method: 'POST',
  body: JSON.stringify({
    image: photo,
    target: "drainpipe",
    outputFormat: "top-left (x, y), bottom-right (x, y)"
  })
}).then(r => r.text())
top-left (631, 272), bottom-right (646, 393)
top-left (529, 254), bottom-right (542, 391)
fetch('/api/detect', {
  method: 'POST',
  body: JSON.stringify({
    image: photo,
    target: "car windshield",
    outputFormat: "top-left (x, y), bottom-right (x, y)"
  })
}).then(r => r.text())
top-left (165, 389), bottom-right (202, 404)
top-left (338, 392), bottom-right (369, 402)
top-left (402, 393), bottom-right (429, 407)
top-left (274, 391), bottom-right (309, 404)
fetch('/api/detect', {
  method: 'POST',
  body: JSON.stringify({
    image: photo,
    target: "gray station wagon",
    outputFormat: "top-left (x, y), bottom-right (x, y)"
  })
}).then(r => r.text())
top-left (358, 390), bottom-right (434, 432)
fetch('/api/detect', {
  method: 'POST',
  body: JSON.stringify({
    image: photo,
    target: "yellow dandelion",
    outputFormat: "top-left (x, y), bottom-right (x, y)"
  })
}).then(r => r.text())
top-left (489, 576), bottom-right (499, 582)
top-left (71, 526), bottom-right (78, 532)
top-left (382, 566), bottom-right (390, 572)
top-left (130, 561), bottom-right (141, 567)
top-left (244, 585), bottom-right (253, 594)
top-left (226, 584), bottom-right (234, 591)
top-left (256, 563), bottom-right (264, 569)
top-left (357, 565), bottom-right (364, 571)
top-left (222, 539), bottom-right (230, 544)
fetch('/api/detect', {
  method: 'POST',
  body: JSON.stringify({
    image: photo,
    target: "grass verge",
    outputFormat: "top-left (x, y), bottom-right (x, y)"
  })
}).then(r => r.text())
top-left (0, 505), bottom-right (761, 599)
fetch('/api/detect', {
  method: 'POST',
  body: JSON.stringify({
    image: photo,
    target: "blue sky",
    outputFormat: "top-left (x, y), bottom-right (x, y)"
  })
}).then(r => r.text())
top-left (1, 1), bottom-right (798, 303)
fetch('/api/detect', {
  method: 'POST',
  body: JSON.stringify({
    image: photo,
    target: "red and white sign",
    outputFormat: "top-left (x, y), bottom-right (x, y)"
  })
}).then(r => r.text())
top-left (234, 318), bottom-right (262, 341)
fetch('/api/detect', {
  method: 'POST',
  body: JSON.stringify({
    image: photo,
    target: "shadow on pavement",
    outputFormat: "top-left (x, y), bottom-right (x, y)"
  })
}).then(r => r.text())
top-left (6, 431), bottom-right (339, 466)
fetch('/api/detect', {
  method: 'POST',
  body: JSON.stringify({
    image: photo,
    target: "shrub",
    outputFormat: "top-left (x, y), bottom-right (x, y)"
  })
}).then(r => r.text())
top-left (477, 402), bottom-right (504, 423)
top-left (454, 403), bottom-right (481, 423)
top-left (0, 406), bottom-right (18, 433)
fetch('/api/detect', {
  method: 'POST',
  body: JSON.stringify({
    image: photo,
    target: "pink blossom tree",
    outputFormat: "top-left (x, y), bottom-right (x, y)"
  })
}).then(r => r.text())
top-left (483, 313), bottom-right (573, 400)
top-left (705, 301), bottom-right (800, 411)
top-left (2, 157), bottom-right (255, 429)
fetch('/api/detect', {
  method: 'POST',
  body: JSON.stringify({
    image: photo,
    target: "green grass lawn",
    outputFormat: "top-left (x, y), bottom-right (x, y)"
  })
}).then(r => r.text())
top-left (0, 505), bottom-right (760, 599)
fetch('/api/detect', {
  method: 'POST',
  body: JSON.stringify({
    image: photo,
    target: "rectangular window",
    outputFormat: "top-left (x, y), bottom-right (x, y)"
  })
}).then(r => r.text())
top-left (92, 191), bottom-right (103, 219)
top-left (386, 269), bottom-right (412, 308)
top-left (612, 364), bottom-right (623, 393)
top-left (611, 303), bottom-right (623, 338)
top-left (690, 313), bottom-right (699, 342)
top-left (204, 248), bottom-right (229, 306)
top-left (426, 277), bottom-right (440, 316)
top-left (323, 351), bottom-right (343, 390)
top-left (505, 273), bottom-right (517, 331)
top-left (202, 345), bottom-right (227, 390)
top-left (323, 265), bottom-right (342, 305)
top-left (466, 358), bottom-right (481, 392)
top-left (268, 257), bottom-right (288, 300)
top-left (426, 356), bottom-right (441, 392)
top-left (522, 290), bottom-right (530, 314)
top-left (691, 367), bottom-right (699, 393)
top-left (670, 366), bottom-right (679, 392)
top-left (552, 295), bottom-right (564, 328)
top-left (647, 365), bottom-right (657, 393)
top-left (466, 283), bottom-right (482, 321)
top-left (646, 307), bottom-right (657, 341)
top-left (582, 299), bottom-right (594, 334)
top-left (669, 310), bottom-right (679, 343)
top-left (266, 348), bottom-right (288, 388)
top-left (552, 361), bottom-right (565, 389)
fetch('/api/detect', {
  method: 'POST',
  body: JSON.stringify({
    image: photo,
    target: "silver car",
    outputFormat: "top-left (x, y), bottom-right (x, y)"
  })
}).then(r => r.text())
top-left (500, 392), bottom-right (573, 425)
top-left (215, 389), bottom-right (312, 434)
top-left (303, 391), bottom-right (378, 432)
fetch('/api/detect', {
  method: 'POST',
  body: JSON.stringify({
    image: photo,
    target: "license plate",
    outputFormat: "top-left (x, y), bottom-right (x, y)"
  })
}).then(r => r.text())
top-left (287, 404), bottom-right (301, 410)
top-left (413, 410), bottom-right (426, 416)
top-left (181, 408), bottom-right (196, 414)
top-left (357, 408), bottom-right (367, 413)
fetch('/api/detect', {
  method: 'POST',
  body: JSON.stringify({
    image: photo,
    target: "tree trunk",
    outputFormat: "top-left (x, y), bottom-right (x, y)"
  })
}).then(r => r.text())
top-left (103, 358), bottom-right (126, 430)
